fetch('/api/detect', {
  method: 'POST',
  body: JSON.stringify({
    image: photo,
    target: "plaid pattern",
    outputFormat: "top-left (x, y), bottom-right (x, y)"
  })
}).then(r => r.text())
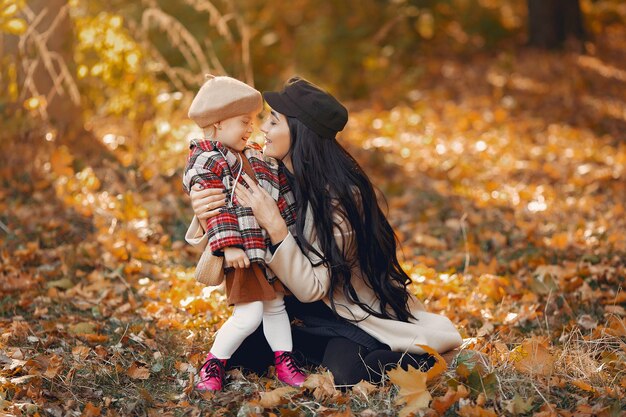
top-left (183, 139), bottom-right (296, 283)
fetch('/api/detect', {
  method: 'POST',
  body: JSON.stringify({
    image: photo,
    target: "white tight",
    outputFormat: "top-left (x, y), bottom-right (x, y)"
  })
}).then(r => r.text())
top-left (210, 292), bottom-right (292, 359)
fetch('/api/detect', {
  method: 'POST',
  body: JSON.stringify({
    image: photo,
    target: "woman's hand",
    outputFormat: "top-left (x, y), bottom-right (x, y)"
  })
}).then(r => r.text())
top-left (235, 174), bottom-right (289, 244)
top-left (190, 184), bottom-right (226, 222)
top-left (224, 247), bottom-right (250, 269)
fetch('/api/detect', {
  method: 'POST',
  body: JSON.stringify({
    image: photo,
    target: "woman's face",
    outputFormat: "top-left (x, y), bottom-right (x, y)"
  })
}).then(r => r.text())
top-left (261, 110), bottom-right (292, 166)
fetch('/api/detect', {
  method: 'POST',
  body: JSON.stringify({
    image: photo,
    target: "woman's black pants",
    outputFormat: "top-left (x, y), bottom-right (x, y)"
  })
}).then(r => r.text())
top-left (226, 325), bottom-right (434, 386)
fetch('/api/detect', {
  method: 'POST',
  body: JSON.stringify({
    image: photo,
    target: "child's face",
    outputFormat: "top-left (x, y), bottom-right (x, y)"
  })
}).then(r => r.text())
top-left (215, 113), bottom-right (255, 152)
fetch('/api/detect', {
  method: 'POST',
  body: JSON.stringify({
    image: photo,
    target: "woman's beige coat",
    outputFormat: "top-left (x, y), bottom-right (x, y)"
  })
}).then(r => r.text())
top-left (186, 207), bottom-right (463, 355)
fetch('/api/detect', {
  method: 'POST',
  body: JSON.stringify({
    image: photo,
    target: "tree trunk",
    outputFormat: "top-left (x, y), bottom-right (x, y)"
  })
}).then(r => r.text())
top-left (527, 0), bottom-right (585, 49)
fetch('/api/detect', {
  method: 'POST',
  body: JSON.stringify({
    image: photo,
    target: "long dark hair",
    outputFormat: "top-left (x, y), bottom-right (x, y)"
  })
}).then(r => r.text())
top-left (285, 117), bottom-right (414, 322)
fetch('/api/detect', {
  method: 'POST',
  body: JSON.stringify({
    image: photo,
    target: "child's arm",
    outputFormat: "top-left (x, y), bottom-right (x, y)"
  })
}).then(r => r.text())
top-left (183, 150), bottom-right (244, 255)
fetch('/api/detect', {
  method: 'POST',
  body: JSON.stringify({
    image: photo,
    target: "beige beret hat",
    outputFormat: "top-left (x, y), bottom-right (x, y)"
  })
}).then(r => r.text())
top-left (188, 75), bottom-right (263, 128)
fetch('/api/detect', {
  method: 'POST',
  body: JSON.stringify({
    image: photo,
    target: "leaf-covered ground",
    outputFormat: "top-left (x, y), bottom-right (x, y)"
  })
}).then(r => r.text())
top-left (2, 26), bottom-right (626, 417)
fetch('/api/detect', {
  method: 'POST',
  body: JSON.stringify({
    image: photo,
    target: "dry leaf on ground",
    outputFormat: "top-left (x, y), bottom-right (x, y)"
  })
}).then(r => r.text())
top-left (127, 362), bottom-right (150, 380)
top-left (302, 371), bottom-right (337, 401)
top-left (510, 338), bottom-right (555, 376)
top-left (257, 386), bottom-right (300, 408)
top-left (415, 344), bottom-right (447, 380)
top-left (387, 365), bottom-right (431, 417)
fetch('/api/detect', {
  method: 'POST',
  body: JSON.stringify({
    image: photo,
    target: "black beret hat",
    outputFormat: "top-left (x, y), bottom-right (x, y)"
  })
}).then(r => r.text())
top-left (263, 76), bottom-right (348, 138)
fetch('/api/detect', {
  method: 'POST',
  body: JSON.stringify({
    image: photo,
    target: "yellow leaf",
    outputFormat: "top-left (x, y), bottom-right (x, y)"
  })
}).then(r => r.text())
top-left (571, 379), bottom-right (595, 393)
top-left (510, 338), bottom-right (554, 376)
top-left (414, 233), bottom-right (447, 250)
top-left (2, 3), bottom-right (20, 18)
top-left (387, 365), bottom-right (431, 417)
top-left (79, 333), bottom-right (108, 344)
top-left (415, 344), bottom-right (447, 380)
top-left (46, 278), bottom-right (75, 290)
top-left (548, 232), bottom-right (569, 250)
top-left (416, 11), bottom-right (434, 39)
top-left (431, 386), bottom-right (469, 414)
top-left (493, 108), bottom-right (508, 123)
top-left (258, 386), bottom-right (299, 408)
top-left (458, 404), bottom-right (497, 417)
top-left (51, 146), bottom-right (74, 177)
top-left (3, 18), bottom-right (27, 35)
top-left (69, 322), bottom-right (95, 335)
top-left (23, 95), bottom-right (46, 111)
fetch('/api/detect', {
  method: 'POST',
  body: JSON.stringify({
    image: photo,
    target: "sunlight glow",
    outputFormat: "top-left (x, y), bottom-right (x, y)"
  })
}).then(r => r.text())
top-left (504, 312), bottom-right (518, 323)
top-left (77, 65), bottom-right (88, 78)
top-left (156, 121), bottom-right (171, 135)
top-left (102, 133), bottom-right (126, 150)
top-left (411, 273), bottom-right (426, 283)
top-left (439, 273), bottom-right (455, 283)
top-left (180, 295), bottom-right (196, 307)
top-left (528, 200), bottom-right (547, 212)
top-left (577, 164), bottom-right (592, 176)
top-left (156, 93), bottom-right (171, 103)
top-left (103, 134), bottom-right (116, 145)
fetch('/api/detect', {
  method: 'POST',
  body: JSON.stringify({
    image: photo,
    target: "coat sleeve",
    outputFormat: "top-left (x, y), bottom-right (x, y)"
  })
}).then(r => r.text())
top-left (185, 215), bottom-right (209, 250)
top-left (183, 151), bottom-right (243, 254)
top-left (264, 208), bottom-right (353, 302)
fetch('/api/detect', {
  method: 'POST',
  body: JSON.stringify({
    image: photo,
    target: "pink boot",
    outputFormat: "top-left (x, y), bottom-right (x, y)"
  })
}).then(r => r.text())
top-left (274, 351), bottom-right (306, 387)
top-left (196, 352), bottom-right (227, 391)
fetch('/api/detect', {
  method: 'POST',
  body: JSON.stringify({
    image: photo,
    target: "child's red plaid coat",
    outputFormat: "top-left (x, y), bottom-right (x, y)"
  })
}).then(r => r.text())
top-left (183, 139), bottom-right (296, 283)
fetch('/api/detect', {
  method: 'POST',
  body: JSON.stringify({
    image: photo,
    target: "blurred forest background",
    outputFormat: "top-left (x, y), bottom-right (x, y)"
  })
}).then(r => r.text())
top-left (1, 0), bottom-right (625, 416)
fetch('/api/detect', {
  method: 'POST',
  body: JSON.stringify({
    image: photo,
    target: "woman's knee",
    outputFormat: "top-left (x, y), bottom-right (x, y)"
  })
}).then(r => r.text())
top-left (322, 338), bottom-right (370, 386)
top-left (362, 350), bottom-right (435, 383)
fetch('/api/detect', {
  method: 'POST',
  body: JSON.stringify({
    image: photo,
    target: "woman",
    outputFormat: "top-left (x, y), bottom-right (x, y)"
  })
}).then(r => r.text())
top-left (186, 76), bottom-right (463, 386)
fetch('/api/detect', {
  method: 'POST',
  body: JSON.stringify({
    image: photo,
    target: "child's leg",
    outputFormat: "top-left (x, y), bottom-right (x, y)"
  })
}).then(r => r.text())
top-left (262, 292), bottom-right (292, 352)
top-left (210, 301), bottom-right (264, 359)
top-left (263, 293), bottom-right (306, 386)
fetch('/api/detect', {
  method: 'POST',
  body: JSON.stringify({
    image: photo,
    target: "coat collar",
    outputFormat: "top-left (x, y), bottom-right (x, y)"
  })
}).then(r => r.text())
top-left (190, 139), bottom-right (281, 201)
top-left (190, 139), bottom-right (261, 171)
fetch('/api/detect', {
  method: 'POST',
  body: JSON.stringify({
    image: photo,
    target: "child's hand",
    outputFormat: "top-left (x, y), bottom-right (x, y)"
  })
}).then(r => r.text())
top-left (223, 247), bottom-right (250, 269)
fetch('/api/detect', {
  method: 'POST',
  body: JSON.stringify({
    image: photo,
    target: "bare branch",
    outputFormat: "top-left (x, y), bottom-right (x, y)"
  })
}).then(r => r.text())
top-left (142, 8), bottom-right (211, 76)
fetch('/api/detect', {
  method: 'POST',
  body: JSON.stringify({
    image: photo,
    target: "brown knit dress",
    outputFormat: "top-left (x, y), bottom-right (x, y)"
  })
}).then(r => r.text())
top-left (224, 151), bottom-right (285, 305)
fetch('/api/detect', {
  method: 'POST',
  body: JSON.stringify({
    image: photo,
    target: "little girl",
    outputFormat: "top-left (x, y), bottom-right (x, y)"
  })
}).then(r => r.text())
top-left (183, 75), bottom-right (305, 391)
